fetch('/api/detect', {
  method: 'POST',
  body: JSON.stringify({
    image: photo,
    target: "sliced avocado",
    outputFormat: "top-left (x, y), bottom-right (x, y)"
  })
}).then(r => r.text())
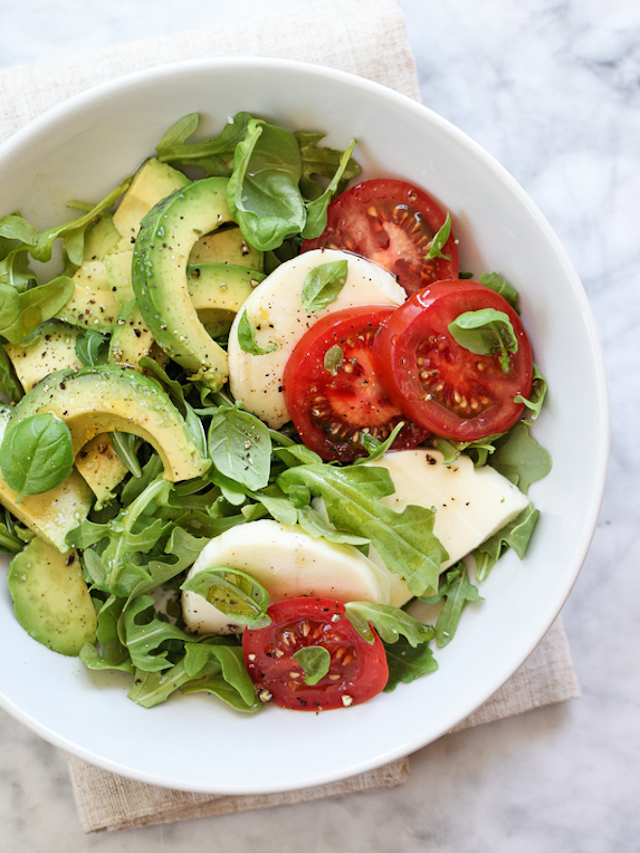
top-left (104, 249), bottom-right (134, 307)
top-left (113, 157), bottom-right (190, 243)
top-left (75, 433), bottom-right (130, 507)
top-left (71, 259), bottom-right (112, 290)
top-left (8, 538), bottom-right (97, 656)
top-left (187, 262), bottom-right (265, 331)
top-left (132, 177), bottom-right (235, 391)
top-left (0, 407), bottom-right (93, 552)
top-left (5, 321), bottom-right (81, 392)
top-left (109, 300), bottom-right (155, 368)
top-left (56, 283), bottom-right (121, 332)
top-left (189, 226), bottom-right (264, 271)
top-left (6, 364), bottom-right (209, 482)
top-left (83, 213), bottom-right (122, 261)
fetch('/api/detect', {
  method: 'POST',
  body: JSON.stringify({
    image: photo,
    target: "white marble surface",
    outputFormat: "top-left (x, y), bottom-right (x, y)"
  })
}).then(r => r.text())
top-left (0, 0), bottom-right (638, 849)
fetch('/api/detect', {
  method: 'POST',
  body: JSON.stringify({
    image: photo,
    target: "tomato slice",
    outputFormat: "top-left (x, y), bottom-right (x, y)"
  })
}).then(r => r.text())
top-left (301, 178), bottom-right (459, 296)
top-left (372, 280), bottom-right (533, 441)
top-left (242, 597), bottom-right (389, 711)
top-left (282, 305), bottom-right (430, 462)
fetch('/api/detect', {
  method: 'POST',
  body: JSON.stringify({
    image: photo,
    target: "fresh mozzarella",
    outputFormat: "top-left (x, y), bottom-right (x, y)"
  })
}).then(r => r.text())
top-left (361, 449), bottom-right (530, 606)
top-left (227, 248), bottom-right (406, 428)
top-left (182, 519), bottom-right (392, 634)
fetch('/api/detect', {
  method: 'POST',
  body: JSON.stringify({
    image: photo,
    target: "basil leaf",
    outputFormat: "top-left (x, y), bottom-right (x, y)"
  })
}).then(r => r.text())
top-left (425, 213), bottom-right (452, 261)
top-left (227, 118), bottom-right (306, 251)
top-left (0, 413), bottom-right (73, 499)
top-left (236, 309), bottom-right (277, 356)
top-left (301, 260), bottom-right (349, 312)
top-left (448, 307), bottom-right (518, 372)
top-left (207, 404), bottom-right (272, 490)
top-left (479, 271), bottom-right (520, 311)
top-left (490, 422), bottom-right (552, 494)
top-left (324, 344), bottom-right (344, 376)
top-left (345, 601), bottom-right (435, 646)
top-left (181, 567), bottom-right (270, 628)
top-left (293, 646), bottom-right (331, 685)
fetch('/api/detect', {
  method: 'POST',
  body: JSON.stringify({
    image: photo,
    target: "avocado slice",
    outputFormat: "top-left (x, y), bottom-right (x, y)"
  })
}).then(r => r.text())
top-left (8, 538), bottom-right (97, 656)
top-left (6, 364), bottom-right (210, 483)
top-left (132, 177), bottom-right (236, 391)
top-left (189, 226), bottom-right (264, 271)
top-left (187, 262), bottom-right (265, 332)
top-left (5, 321), bottom-right (82, 392)
top-left (56, 283), bottom-right (121, 332)
top-left (75, 433), bottom-right (130, 508)
top-left (0, 407), bottom-right (93, 552)
top-left (113, 157), bottom-right (190, 243)
top-left (83, 213), bottom-right (122, 261)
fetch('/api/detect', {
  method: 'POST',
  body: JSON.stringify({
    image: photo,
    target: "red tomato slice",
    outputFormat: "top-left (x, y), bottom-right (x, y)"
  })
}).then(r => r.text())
top-left (301, 178), bottom-right (459, 296)
top-left (283, 306), bottom-right (430, 462)
top-left (242, 597), bottom-right (389, 711)
top-left (372, 280), bottom-right (533, 441)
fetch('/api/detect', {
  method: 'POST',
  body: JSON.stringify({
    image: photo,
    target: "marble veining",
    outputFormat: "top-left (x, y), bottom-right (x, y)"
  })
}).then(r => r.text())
top-left (0, 0), bottom-right (638, 850)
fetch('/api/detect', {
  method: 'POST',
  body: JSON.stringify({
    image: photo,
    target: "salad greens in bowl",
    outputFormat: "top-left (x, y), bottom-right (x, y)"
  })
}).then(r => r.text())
top-left (0, 58), bottom-right (608, 793)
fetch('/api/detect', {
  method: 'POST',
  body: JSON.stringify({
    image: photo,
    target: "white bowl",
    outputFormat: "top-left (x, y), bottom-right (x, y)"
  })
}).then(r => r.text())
top-left (0, 58), bottom-right (609, 794)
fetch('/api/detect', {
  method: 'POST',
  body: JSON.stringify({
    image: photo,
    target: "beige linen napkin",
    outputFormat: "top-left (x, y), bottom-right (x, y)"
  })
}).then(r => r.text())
top-left (0, 0), bottom-right (581, 833)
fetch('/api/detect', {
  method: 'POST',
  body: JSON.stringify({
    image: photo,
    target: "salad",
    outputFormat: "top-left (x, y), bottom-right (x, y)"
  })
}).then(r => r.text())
top-left (0, 111), bottom-right (551, 713)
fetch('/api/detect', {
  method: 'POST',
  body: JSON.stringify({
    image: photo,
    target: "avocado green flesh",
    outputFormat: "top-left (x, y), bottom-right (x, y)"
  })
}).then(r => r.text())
top-left (8, 538), bottom-right (97, 656)
top-left (0, 408), bottom-right (93, 552)
top-left (132, 177), bottom-right (235, 391)
top-left (7, 365), bottom-right (210, 483)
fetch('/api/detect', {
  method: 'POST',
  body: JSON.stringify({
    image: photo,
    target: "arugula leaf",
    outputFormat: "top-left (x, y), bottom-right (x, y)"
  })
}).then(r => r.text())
top-left (490, 422), bottom-right (552, 493)
top-left (207, 403), bottom-right (272, 490)
top-left (0, 276), bottom-right (74, 344)
top-left (227, 118), bottom-right (306, 251)
top-left (293, 646), bottom-right (331, 685)
top-left (277, 462), bottom-right (447, 596)
top-left (300, 260), bottom-right (349, 311)
top-left (383, 636), bottom-right (438, 691)
top-left (514, 363), bottom-right (547, 424)
top-left (448, 307), bottom-right (518, 373)
top-left (345, 601), bottom-right (435, 646)
top-left (236, 309), bottom-right (277, 356)
top-left (122, 594), bottom-right (192, 672)
top-left (181, 567), bottom-right (270, 628)
top-left (474, 502), bottom-right (540, 582)
top-left (156, 112), bottom-right (253, 176)
top-left (0, 347), bottom-right (23, 403)
top-left (425, 213), bottom-right (452, 261)
top-left (0, 413), bottom-right (73, 500)
top-left (301, 139), bottom-right (357, 239)
top-left (75, 329), bottom-right (109, 367)
top-left (423, 563), bottom-right (483, 648)
top-left (294, 130), bottom-right (360, 200)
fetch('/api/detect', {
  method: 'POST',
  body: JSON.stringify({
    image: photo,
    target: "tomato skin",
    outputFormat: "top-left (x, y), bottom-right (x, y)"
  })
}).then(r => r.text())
top-left (242, 597), bottom-right (389, 711)
top-left (372, 280), bottom-right (533, 441)
top-left (301, 179), bottom-right (459, 296)
top-left (283, 305), bottom-right (430, 462)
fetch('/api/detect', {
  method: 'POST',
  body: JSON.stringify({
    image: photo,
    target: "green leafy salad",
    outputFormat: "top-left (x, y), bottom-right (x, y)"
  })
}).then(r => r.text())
top-left (0, 111), bottom-right (552, 713)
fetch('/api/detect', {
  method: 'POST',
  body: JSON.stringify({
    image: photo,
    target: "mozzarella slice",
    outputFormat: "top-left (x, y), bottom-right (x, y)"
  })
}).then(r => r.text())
top-left (182, 518), bottom-right (392, 634)
top-left (362, 449), bottom-right (530, 606)
top-left (227, 248), bottom-right (406, 428)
